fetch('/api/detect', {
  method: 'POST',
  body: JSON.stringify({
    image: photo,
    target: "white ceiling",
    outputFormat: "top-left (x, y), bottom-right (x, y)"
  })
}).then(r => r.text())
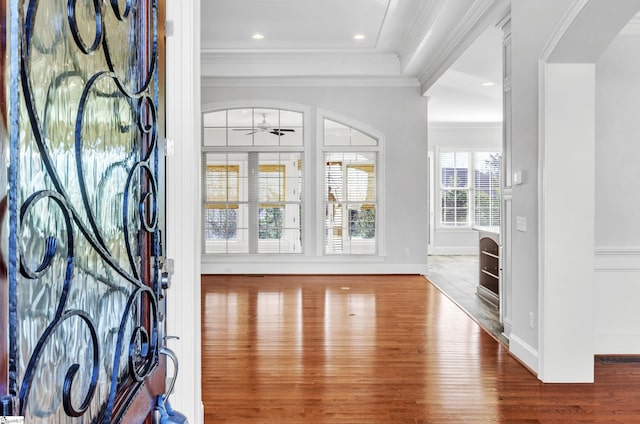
top-left (426, 25), bottom-right (503, 123)
top-left (201, 0), bottom-right (508, 123)
top-left (202, 0), bottom-right (393, 50)
top-left (201, 0), bottom-right (425, 52)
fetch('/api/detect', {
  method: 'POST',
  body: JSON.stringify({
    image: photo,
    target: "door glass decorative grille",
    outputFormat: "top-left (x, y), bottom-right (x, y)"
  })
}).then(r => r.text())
top-left (1, 0), bottom-right (166, 422)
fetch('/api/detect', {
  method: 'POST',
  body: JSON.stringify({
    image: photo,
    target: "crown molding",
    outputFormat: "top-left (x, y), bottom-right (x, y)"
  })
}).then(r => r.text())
top-left (201, 75), bottom-right (420, 88)
top-left (396, 0), bottom-right (443, 69)
top-left (428, 121), bottom-right (503, 129)
top-left (416, 0), bottom-right (510, 93)
top-left (621, 19), bottom-right (640, 34)
top-left (201, 50), bottom-right (403, 78)
top-left (201, 48), bottom-right (383, 59)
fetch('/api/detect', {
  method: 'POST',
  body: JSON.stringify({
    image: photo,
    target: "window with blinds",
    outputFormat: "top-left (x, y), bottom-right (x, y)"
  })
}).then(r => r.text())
top-left (202, 107), bottom-right (304, 254)
top-left (473, 152), bottom-right (501, 227)
top-left (323, 118), bottom-right (378, 255)
top-left (439, 151), bottom-right (501, 228)
top-left (440, 152), bottom-right (470, 227)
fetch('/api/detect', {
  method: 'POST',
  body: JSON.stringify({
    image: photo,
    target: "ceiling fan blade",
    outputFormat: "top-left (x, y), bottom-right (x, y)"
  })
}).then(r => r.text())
top-left (232, 128), bottom-right (253, 131)
top-left (270, 130), bottom-right (284, 136)
top-left (246, 130), bottom-right (259, 135)
top-left (273, 128), bottom-right (295, 132)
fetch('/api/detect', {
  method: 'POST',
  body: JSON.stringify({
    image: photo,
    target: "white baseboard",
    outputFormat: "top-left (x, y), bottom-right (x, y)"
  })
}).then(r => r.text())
top-left (201, 260), bottom-right (429, 276)
top-left (428, 246), bottom-right (478, 255)
top-left (502, 317), bottom-right (512, 340)
top-left (595, 330), bottom-right (640, 354)
top-left (509, 333), bottom-right (539, 375)
top-left (594, 247), bottom-right (640, 354)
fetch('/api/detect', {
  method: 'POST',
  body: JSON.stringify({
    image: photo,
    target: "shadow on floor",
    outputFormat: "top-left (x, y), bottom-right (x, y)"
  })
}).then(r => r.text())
top-left (426, 255), bottom-right (508, 346)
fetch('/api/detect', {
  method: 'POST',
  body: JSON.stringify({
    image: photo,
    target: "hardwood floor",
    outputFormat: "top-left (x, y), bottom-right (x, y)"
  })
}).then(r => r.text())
top-left (201, 275), bottom-right (640, 423)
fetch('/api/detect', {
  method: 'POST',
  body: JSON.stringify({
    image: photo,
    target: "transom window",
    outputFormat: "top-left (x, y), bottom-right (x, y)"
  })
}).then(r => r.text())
top-left (323, 118), bottom-right (379, 255)
top-left (202, 107), bottom-right (304, 254)
top-left (204, 108), bottom-right (303, 147)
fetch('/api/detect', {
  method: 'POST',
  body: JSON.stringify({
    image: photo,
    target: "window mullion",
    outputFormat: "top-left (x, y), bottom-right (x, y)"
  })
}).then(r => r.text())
top-left (248, 152), bottom-right (259, 254)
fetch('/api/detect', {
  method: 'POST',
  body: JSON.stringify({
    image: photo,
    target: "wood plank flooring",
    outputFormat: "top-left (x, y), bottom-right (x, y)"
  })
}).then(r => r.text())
top-left (201, 275), bottom-right (640, 423)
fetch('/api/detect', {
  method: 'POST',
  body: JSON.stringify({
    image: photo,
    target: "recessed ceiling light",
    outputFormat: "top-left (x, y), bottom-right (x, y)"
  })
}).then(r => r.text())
top-left (252, 33), bottom-right (264, 40)
top-left (353, 34), bottom-right (365, 40)
top-left (481, 82), bottom-right (496, 87)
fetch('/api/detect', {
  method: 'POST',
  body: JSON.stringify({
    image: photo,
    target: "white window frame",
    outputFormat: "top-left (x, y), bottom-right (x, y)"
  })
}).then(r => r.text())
top-left (317, 109), bottom-right (385, 256)
top-left (201, 101), bottom-right (311, 255)
top-left (436, 147), bottom-right (501, 229)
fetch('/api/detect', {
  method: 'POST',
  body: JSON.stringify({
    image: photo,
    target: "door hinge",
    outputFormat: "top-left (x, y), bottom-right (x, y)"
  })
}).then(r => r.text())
top-left (165, 19), bottom-right (174, 37)
top-left (162, 138), bottom-right (175, 157)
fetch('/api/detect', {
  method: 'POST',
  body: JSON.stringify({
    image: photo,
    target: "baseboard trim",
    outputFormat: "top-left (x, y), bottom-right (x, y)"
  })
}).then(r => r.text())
top-left (502, 317), bottom-right (512, 340)
top-left (428, 247), bottom-right (478, 255)
top-left (509, 333), bottom-right (539, 375)
top-left (201, 262), bottom-right (429, 276)
top-left (595, 330), bottom-right (640, 355)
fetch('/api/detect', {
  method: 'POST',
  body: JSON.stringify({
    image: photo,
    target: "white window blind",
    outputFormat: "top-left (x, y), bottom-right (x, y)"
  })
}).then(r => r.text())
top-left (473, 152), bottom-right (501, 227)
top-left (440, 152), bottom-right (470, 227)
top-left (439, 151), bottom-right (501, 228)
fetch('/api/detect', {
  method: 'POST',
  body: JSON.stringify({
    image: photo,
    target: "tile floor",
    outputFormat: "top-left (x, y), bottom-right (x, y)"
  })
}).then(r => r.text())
top-left (426, 255), bottom-right (508, 346)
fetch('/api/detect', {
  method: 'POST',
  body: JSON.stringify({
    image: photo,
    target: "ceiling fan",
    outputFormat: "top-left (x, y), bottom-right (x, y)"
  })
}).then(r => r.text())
top-left (232, 113), bottom-right (295, 136)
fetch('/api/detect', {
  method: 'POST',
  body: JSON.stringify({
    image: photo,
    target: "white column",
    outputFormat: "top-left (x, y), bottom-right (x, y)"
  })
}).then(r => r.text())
top-left (538, 62), bottom-right (595, 382)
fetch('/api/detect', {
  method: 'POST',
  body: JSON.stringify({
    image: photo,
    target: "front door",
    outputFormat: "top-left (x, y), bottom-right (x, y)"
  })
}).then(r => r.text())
top-left (1, 0), bottom-right (167, 422)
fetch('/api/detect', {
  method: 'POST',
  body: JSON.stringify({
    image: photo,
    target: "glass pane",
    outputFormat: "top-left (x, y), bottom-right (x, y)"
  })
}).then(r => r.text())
top-left (205, 207), bottom-right (238, 241)
top-left (280, 110), bottom-right (302, 127)
top-left (228, 227), bottom-right (249, 254)
top-left (13, 0), bottom-right (163, 421)
top-left (258, 206), bottom-right (284, 240)
top-left (204, 127), bottom-right (226, 146)
top-left (254, 131), bottom-right (279, 146)
top-left (348, 205), bottom-right (376, 239)
top-left (279, 111), bottom-right (303, 146)
top-left (228, 108), bottom-right (253, 128)
top-left (279, 129), bottom-right (303, 146)
top-left (203, 110), bottom-right (227, 127)
top-left (228, 127), bottom-right (253, 146)
top-left (351, 130), bottom-right (377, 146)
top-left (280, 227), bottom-right (302, 254)
top-left (441, 152), bottom-right (470, 188)
top-left (228, 109), bottom-right (253, 146)
top-left (324, 119), bottom-right (350, 146)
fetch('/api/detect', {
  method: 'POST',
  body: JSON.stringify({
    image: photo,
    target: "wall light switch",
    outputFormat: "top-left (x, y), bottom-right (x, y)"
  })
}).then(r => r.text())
top-left (516, 216), bottom-right (527, 232)
top-left (513, 170), bottom-right (523, 185)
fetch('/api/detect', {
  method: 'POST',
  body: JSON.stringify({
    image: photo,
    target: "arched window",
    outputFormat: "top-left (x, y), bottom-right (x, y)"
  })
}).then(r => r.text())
top-left (322, 118), bottom-right (380, 255)
top-left (202, 107), bottom-right (304, 254)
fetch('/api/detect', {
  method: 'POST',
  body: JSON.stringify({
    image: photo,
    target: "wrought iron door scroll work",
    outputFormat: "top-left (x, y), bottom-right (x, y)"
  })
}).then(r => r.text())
top-left (4, 0), bottom-right (166, 422)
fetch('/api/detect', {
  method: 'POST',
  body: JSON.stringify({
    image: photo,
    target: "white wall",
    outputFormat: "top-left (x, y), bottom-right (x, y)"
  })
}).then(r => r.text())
top-left (539, 62), bottom-right (595, 382)
top-left (595, 29), bottom-right (640, 353)
top-left (427, 123), bottom-right (501, 254)
top-left (201, 84), bottom-right (429, 274)
top-left (508, 0), bottom-right (573, 372)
